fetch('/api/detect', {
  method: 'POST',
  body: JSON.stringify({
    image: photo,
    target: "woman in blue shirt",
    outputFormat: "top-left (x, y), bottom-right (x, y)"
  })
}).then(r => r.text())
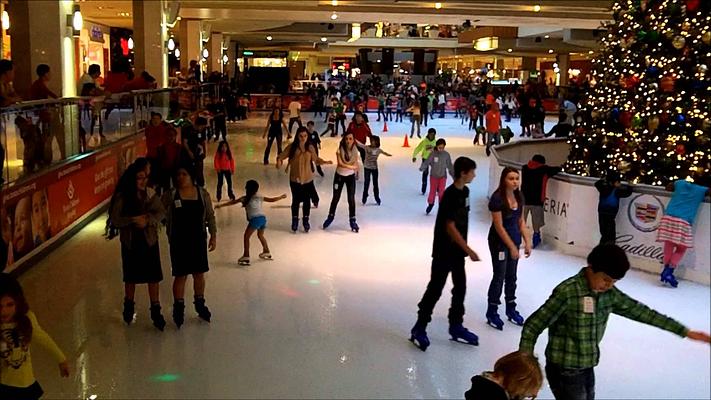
top-left (656, 180), bottom-right (710, 287)
top-left (486, 167), bottom-right (532, 330)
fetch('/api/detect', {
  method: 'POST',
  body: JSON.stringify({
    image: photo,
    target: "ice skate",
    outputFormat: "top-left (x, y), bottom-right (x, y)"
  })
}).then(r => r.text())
top-left (362, 194), bottom-right (368, 205)
top-left (426, 203), bottom-right (434, 215)
top-left (173, 301), bottom-right (185, 329)
top-left (122, 298), bottom-right (135, 325)
top-left (505, 303), bottom-right (525, 326)
top-left (486, 305), bottom-right (504, 330)
top-left (238, 256), bottom-right (250, 266)
top-left (660, 265), bottom-right (679, 288)
top-left (409, 325), bottom-right (430, 352)
top-left (532, 232), bottom-right (541, 249)
top-left (375, 197), bottom-right (381, 206)
top-left (303, 217), bottom-right (311, 233)
top-left (194, 297), bottom-right (212, 322)
top-left (323, 214), bottom-right (334, 229)
top-left (291, 216), bottom-right (299, 232)
top-left (350, 218), bottom-right (359, 233)
top-left (150, 303), bottom-right (166, 331)
top-left (448, 324), bottom-right (479, 346)
top-left (259, 252), bottom-right (272, 260)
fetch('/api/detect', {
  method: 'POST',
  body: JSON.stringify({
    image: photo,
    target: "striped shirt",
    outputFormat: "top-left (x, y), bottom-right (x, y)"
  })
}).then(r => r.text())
top-left (520, 268), bottom-right (688, 369)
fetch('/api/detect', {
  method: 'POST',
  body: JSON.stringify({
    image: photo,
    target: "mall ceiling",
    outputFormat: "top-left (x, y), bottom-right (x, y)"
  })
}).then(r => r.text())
top-left (82, 0), bottom-right (615, 56)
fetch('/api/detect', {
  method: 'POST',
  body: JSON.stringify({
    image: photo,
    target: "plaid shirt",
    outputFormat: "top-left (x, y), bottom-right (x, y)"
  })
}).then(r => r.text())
top-left (520, 268), bottom-right (688, 369)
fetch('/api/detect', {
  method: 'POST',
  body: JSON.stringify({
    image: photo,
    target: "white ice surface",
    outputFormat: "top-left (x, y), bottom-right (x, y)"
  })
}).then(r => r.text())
top-left (19, 113), bottom-right (710, 399)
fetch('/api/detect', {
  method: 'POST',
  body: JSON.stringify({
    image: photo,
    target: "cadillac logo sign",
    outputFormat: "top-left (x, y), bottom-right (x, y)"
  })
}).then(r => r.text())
top-left (627, 194), bottom-right (665, 232)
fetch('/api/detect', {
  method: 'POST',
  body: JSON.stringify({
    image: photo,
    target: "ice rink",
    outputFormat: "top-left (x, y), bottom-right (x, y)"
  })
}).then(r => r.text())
top-left (19, 112), bottom-right (710, 399)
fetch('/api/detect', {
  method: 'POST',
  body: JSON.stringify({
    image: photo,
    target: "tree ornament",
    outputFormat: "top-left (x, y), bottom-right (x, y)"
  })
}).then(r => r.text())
top-left (618, 160), bottom-right (632, 173)
top-left (637, 30), bottom-right (648, 41)
top-left (626, 74), bottom-right (641, 87)
top-left (697, 64), bottom-right (708, 76)
top-left (660, 75), bottom-right (676, 92)
top-left (676, 114), bottom-right (686, 124)
top-left (648, 82), bottom-right (659, 91)
top-left (591, 110), bottom-right (600, 119)
top-left (647, 30), bottom-right (660, 42)
top-left (672, 35), bottom-right (686, 49)
top-left (702, 31), bottom-right (711, 45)
top-left (646, 65), bottom-right (660, 78)
top-left (632, 114), bottom-right (642, 127)
top-left (686, 0), bottom-right (700, 11)
top-left (648, 115), bottom-right (660, 131)
top-left (620, 111), bottom-right (633, 127)
top-left (611, 107), bottom-right (621, 120)
top-left (681, 21), bottom-right (692, 31)
top-left (675, 144), bottom-right (686, 155)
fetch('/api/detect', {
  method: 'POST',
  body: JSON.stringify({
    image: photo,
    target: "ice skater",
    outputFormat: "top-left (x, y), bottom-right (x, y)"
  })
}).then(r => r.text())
top-left (520, 243), bottom-right (711, 400)
top-left (214, 140), bottom-right (236, 201)
top-left (594, 172), bottom-right (633, 245)
top-left (0, 274), bottom-right (70, 399)
top-left (485, 167), bottom-right (531, 330)
top-left (323, 132), bottom-right (361, 232)
top-left (410, 157), bottom-right (480, 352)
top-left (521, 154), bottom-right (561, 248)
top-left (464, 351), bottom-right (543, 400)
top-left (217, 180), bottom-right (286, 266)
top-left (356, 135), bottom-right (391, 205)
top-left (321, 110), bottom-right (337, 137)
top-left (412, 128), bottom-right (437, 195)
top-left (419, 138), bottom-right (453, 215)
top-left (656, 179), bottom-right (709, 287)
top-left (306, 121), bottom-right (325, 177)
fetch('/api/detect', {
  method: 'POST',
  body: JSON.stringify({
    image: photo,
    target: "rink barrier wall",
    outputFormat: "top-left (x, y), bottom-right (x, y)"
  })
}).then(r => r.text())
top-left (2, 134), bottom-right (147, 275)
top-left (489, 140), bottom-right (711, 286)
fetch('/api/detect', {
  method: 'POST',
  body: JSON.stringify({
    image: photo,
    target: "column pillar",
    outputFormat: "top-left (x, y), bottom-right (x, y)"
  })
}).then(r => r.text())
top-left (178, 19), bottom-right (201, 73)
top-left (209, 32), bottom-right (223, 73)
top-left (132, 0), bottom-right (167, 88)
top-left (9, 0), bottom-right (76, 97)
top-left (558, 52), bottom-right (570, 86)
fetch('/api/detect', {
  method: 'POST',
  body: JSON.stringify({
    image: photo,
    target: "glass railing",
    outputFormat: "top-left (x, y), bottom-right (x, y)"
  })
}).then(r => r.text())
top-left (0, 83), bottom-right (216, 187)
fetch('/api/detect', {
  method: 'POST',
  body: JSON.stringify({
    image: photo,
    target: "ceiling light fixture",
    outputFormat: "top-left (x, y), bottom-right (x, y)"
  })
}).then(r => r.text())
top-left (127, 37), bottom-right (134, 50)
top-left (1, 10), bottom-right (9, 30)
top-left (222, 54), bottom-right (229, 64)
top-left (588, 50), bottom-right (594, 54)
top-left (435, 2), bottom-right (442, 9)
top-left (167, 37), bottom-right (176, 51)
top-left (544, 35), bottom-right (550, 39)
top-left (321, 37), bottom-right (328, 42)
top-left (331, 11), bottom-right (338, 20)
top-left (533, 4), bottom-right (541, 12)
top-left (331, 0), bottom-right (338, 6)
top-left (174, 48), bottom-right (181, 58)
top-left (548, 49), bottom-right (554, 53)
top-left (266, 35), bottom-right (273, 41)
top-left (202, 48), bottom-right (209, 59)
top-left (507, 48), bottom-right (513, 52)
top-left (474, 36), bottom-right (499, 51)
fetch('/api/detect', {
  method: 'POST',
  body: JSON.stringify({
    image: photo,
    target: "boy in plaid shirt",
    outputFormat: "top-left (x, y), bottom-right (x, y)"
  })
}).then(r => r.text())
top-left (520, 244), bottom-right (710, 400)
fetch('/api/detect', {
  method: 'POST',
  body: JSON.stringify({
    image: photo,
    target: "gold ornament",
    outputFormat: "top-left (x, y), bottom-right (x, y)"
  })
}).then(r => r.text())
top-left (703, 31), bottom-right (711, 45)
top-left (672, 35), bottom-right (686, 49)
top-left (698, 64), bottom-right (708, 76)
top-left (681, 21), bottom-right (691, 31)
top-left (648, 116), bottom-right (660, 131)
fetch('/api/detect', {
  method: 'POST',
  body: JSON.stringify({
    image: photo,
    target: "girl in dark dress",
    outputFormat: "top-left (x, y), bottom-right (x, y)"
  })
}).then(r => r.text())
top-left (107, 158), bottom-right (167, 331)
top-left (465, 351), bottom-right (543, 400)
top-left (162, 166), bottom-right (217, 328)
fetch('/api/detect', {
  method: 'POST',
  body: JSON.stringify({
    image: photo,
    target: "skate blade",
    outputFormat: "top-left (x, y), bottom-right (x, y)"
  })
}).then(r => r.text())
top-left (409, 337), bottom-right (428, 352)
top-left (449, 337), bottom-right (479, 346)
top-left (486, 321), bottom-right (504, 331)
top-left (507, 318), bottom-right (524, 326)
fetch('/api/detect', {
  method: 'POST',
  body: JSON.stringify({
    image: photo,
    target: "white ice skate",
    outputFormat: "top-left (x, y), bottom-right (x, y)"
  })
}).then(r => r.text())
top-left (259, 252), bottom-right (272, 260)
top-left (238, 256), bottom-right (250, 266)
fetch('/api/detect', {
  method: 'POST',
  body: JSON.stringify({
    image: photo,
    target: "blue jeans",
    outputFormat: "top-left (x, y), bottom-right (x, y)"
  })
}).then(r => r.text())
top-left (486, 239), bottom-right (519, 306)
top-left (546, 364), bottom-right (595, 400)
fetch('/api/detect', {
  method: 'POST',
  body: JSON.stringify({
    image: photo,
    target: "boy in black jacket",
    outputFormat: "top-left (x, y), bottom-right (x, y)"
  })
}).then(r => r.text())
top-left (521, 154), bottom-right (561, 248)
top-left (595, 172), bottom-right (633, 244)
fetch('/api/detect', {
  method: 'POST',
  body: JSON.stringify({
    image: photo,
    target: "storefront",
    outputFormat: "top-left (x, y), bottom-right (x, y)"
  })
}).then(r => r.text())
top-left (78, 22), bottom-right (110, 76)
top-left (437, 55), bottom-right (524, 82)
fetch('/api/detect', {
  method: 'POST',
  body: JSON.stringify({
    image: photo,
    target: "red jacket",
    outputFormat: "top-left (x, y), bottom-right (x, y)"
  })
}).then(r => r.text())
top-left (214, 151), bottom-right (235, 173)
top-left (145, 122), bottom-right (170, 158)
top-left (346, 121), bottom-right (372, 144)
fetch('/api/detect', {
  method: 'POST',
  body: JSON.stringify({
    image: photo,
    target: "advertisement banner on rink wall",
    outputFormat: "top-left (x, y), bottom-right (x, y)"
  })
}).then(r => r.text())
top-left (1, 136), bottom-right (146, 274)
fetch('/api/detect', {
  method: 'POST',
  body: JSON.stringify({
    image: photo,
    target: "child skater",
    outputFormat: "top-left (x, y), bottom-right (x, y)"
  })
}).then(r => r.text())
top-left (214, 140), bottom-right (235, 202)
top-left (306, 121), bottom-right (325, 177)
top-left (410, 157), bottom-right (480, 352)
top-left (486, 167), bottom-right (531, 331)
top-left (320, 109), bottom-right (336, 138)
top-left (412, 128), bottom-right (437, 195)
top-left (464, 351), bottom-right (543, 400)
top-left (656, 179), bottom-right (709, 287)
top-left (520, 244), bottom-right (711, 400)
top-left (323, 132), bottom-right (361, 232)
top-left (594, 172), bottom-right (633, 245)
top-left (356, 135), bottom-right (391, 205)
top-left (217, 180), bottom-right (286, 266)
top-left (419, 138), bottom-right (453, 215)
top-left (0, 274), bottom-right (70, 399)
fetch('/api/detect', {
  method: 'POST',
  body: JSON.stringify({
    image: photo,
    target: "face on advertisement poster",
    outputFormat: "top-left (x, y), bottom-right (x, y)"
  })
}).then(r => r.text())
top-left (31, 189), bottom-right (51, 246)
top-left (1, 208), bottom-right (12, 267)
top-left (12, 196), bottom-right (34, 261)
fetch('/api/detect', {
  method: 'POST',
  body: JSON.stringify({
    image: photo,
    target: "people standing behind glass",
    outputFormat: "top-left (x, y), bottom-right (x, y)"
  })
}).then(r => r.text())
top-left (156, 128), bottom-right (182, 193)
top-left (162, 166), bottom-right (217, 328)
top-left (263, 107), bottom-right (288, 165)
top-left (145, 112), bottom-right (170, 186)
top-left (107, 158), bottom-right (167, 331)
top-left (277, 127), bottom-right (332, 233)
top-left (78, 64), bottom-right (105, 139)
top-left (180, 116), bottom-right (208, 187)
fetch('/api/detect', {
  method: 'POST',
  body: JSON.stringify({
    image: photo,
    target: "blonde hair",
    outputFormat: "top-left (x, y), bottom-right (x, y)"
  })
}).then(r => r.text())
top-left (494, 351), bottom-right (543, 399)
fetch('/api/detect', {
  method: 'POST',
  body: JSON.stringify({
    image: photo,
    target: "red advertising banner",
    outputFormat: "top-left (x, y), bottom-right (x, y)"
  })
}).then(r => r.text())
top-left (1, 136), bottom-right (146, 273)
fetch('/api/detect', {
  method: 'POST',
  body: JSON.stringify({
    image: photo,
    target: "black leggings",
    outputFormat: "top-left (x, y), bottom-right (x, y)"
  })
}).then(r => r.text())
top-left (264, 134), bottom-right (283, 164)
top-left (363, 168), bottom-right (379, 201)
top-left (289, 181), bottom-right (316, 218)
top-left (328, 173), bottom-right (356, 218)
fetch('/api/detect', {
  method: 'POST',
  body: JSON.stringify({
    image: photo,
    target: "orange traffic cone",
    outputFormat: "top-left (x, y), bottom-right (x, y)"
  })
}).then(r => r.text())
top-left (383, 121), bottom-right (388, 133)
top-left (402, 134), bottom-right (410, 147)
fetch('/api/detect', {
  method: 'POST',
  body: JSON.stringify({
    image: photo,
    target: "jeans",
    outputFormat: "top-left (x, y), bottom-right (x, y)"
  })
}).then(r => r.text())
top-left (598, 212), bottom-right (616, 244)
top-left (328, 173), bottom-right (356, 218)
top-left (363, 168), bottom-right (380, 202)
top-left (263, 134), bottom-right (283, 164)
top-left (216, 170), bottom-right (234, 200)
top-left (410, 115), bottom-right (421, 137)
top-left (487, 239), bottom-right (519, 306)
top-left (546, 364), bottom-right (596, 400)
top-left (416, 257), bottom-right (467, 326)
top-left (422, 109), bottom-right (429, 126)
top-left (377, 107), bottom-right (386, 121)
top-left (290, 181), bottom-right (314, 218)
top-left (427, 176), bottom-right (446, 205)
top-left (288, 117), bottom-right (302, 135)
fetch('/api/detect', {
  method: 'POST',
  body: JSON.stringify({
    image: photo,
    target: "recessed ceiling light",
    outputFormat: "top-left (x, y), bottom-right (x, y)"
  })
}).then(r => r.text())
top-left (533, 5), bottom-right (541, 12)
top-left (435, 2), bottom-right (442, 9)
top-left (321, 37), bottom-right (328, 42)
top-left (331, 11), bottom-right (338, 20)
top-left (544, 35), bottom-right (550, 39)
top-left (266, 35), bottom-right (273, 41)
top-left (507, 48), bottom-right (513, 52)
top-left (548, 49), bottom-right (554, 53)
top-left (588, 50), bottom-right (594, 54)
top-left (331, 0), bottom-right (338, 5)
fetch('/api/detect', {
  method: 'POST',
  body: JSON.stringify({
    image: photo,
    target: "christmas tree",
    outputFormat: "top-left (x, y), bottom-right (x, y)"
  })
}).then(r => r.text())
top-left (566, 0), bottom-right (711, 186)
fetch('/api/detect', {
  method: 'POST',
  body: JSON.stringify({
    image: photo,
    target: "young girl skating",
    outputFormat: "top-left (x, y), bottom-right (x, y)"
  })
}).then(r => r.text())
top-left (217, 180), bottom-right (286, 266)
top-left (323, 132), bottom-right (361, 232)
top-left (0, 274), bottom-right (70, 399)
top-left (214, 141), bottom-right (235, 202)
top-left (356, 135), bottom-right (391, 205)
